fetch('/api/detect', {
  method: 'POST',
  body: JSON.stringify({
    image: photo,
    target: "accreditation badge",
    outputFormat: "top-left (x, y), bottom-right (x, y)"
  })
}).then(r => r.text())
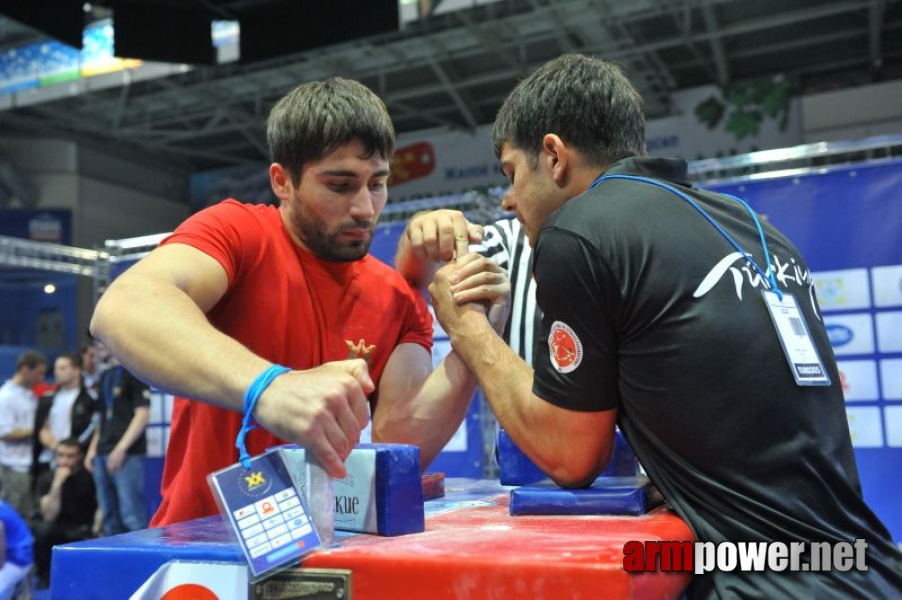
top-left (207, 449), bottom-right (323, 580)
top-left (761, 290), bottom-right (831, 386)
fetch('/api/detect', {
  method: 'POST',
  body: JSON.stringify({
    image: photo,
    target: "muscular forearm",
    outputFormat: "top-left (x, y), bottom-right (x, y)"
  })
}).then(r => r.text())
top-left (447, 316), bottom-right (607, 486)
top-left (91, 274), bottom-right (271, 413)
top-left (447, 316), bottom-right (536, 439)
top-left (373, 349), bottom-right (479, 469)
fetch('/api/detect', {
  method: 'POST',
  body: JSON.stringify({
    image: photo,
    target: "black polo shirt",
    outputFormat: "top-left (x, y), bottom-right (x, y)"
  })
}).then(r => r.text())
top-left (532, 157), bottom-right (902, 598)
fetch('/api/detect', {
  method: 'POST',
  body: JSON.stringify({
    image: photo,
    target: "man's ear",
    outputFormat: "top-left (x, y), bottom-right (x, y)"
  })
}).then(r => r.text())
top-left (269, 163), bottom-right (291, 202)
top-left (542, 134), bottom-right (569, 184)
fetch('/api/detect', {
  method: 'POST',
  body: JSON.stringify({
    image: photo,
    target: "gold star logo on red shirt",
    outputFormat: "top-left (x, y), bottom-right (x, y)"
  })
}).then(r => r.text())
top-left (346, 338), bottom-right (376, 361)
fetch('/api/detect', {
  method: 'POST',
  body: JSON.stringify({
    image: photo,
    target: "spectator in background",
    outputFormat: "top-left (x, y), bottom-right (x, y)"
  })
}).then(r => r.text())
top-left (32, 353), bottom-right (98, 503)
top-left (0, 499), bottom-right (33, 600)
top-left (85, 359), bottom-right (150, 536)
top-left (30, 353), bottom-right (57, 401)
top-left (0, 351), bottom-right (47, 517)
top-left (32, 438), bottom-right (96, 590)
top-left (80, 342), bottom-right (103, 398)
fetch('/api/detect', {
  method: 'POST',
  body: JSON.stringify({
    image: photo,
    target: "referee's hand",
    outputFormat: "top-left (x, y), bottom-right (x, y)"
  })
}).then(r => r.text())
top-left (404, 210), bottom-right (484, 263)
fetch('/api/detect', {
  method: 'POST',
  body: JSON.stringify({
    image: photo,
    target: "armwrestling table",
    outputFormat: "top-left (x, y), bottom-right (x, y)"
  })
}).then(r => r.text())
top-left (51, 478), bottom-right (693, 599)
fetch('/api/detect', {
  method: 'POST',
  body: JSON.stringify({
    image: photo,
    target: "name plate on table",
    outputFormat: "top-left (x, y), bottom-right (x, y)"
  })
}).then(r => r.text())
top-left (251, 568), bottom-right (351, 600)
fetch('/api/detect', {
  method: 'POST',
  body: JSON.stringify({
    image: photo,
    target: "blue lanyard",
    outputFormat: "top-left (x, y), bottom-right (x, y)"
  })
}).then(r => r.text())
top-left (102, 366), bottom-right (123, 409)
top-left (588, 173), bottom-right (782, 299)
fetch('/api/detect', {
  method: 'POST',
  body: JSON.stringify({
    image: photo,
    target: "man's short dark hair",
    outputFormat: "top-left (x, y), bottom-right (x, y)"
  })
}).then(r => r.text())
top-left (58, 352), bottom-right (83, 370)
top-left (492, 54), bottom-right (646, 166)
top-left (57, 437), bottom-right (83, 452)
top-left (16, 350), bottom-right (47, 372)
top-left (266, 77), bottom-right (396, 185)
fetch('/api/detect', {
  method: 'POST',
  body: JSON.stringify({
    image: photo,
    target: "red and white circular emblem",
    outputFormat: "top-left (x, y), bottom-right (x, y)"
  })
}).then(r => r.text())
top-left (548, 320), bottom-right (583, 373)
top-left (161, 584), bottom-right (219, 600)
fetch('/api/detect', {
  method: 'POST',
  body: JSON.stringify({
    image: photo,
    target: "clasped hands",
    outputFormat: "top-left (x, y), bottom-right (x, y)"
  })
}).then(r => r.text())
top-left (403, 209), bottom-right (511, 335)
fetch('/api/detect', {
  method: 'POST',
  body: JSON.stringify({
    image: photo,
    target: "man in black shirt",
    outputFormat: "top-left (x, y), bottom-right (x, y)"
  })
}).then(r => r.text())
top-left (425, 54), bottom-right (902, 598)
top-left (33, 437), bottom-right (97, 589)
top-left (85, 361), bottom-right (150, 536)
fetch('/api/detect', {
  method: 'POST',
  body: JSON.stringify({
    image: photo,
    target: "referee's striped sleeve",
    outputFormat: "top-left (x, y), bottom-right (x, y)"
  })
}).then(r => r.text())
top-left (473, 218), bottom-right (540, 366)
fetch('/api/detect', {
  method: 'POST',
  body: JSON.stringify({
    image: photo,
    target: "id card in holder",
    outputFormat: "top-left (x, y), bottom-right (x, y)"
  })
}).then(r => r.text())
top-left (761, 289), bottom-right (831, 386)
top-left (207, 448), bottom-right (323, 580)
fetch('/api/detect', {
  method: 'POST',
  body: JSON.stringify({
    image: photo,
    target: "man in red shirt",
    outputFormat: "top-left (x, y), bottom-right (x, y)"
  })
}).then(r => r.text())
top-left (90, 77), bottom-right (510, 526)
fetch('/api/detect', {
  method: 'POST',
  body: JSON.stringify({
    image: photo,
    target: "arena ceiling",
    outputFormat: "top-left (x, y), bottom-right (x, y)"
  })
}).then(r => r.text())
top-left (0, 0), bottom-right (901, 176)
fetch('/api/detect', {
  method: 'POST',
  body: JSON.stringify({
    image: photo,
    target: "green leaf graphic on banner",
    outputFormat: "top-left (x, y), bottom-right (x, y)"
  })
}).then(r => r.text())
top-left (695, 75), bottom-right (793, 140)
top-left (726, 110), bottom-right (762, 139)
top-left (695, 96), bottom-right (726, 129)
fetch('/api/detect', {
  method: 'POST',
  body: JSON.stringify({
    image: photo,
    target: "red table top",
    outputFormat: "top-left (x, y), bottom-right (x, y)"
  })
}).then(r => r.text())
top-left (303, 480), bottom-right (693, 599)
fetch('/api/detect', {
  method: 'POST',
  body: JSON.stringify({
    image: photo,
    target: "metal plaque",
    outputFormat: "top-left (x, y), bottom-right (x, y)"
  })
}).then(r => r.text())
top-left (250, 568), bottom-right (352, 600)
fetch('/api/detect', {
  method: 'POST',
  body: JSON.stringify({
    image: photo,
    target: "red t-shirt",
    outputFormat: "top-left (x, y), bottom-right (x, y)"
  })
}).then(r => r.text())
top-left (151, 200), bottom-right (432, 526)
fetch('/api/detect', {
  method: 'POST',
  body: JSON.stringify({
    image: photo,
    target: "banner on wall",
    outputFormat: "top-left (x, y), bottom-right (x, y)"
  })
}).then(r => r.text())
top-left (389, 77), bottom-right (802, 199)
top-left (390, 124), bottom-right (505, 200)
top-left (645, 77), bottom-right (801, 161)
top-left (0, 209), bottom-right (71, 244)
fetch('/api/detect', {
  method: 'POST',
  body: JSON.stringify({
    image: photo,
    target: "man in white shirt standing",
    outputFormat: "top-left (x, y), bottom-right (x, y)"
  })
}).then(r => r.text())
top-left (0, 351), bottom-right (47, 517)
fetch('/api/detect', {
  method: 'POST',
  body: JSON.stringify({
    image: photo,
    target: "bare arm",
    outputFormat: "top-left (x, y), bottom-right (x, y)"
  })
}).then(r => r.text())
top-left (374, 252), bottom-right (510, 469)
top-left (372, 344), bottom-right (479, 469)
top-left (397, 211), bottom-right (614, 483)
top-left (40, 467), bottom-right (69, 522)
top-left (90, 243), bottom-right (371, 478)
top-left (39, 422), bottom-right (56, 452)
top-left (84, 427), bottom-right (99, 474)
top-left (112, 406), bottom-right (150, 454)
top-left (105, 406), bottom-right (150, 474)
top-left (429, 262), bottom-right (617, 487)
top-left (0, 428), bottom-right (33, 442)
top-left (90, 243), bottom-right (266, 412)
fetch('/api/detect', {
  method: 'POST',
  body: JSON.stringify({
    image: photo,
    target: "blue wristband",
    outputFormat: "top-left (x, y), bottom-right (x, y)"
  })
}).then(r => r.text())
top-left (235, 364), bottom-right (291, 469)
